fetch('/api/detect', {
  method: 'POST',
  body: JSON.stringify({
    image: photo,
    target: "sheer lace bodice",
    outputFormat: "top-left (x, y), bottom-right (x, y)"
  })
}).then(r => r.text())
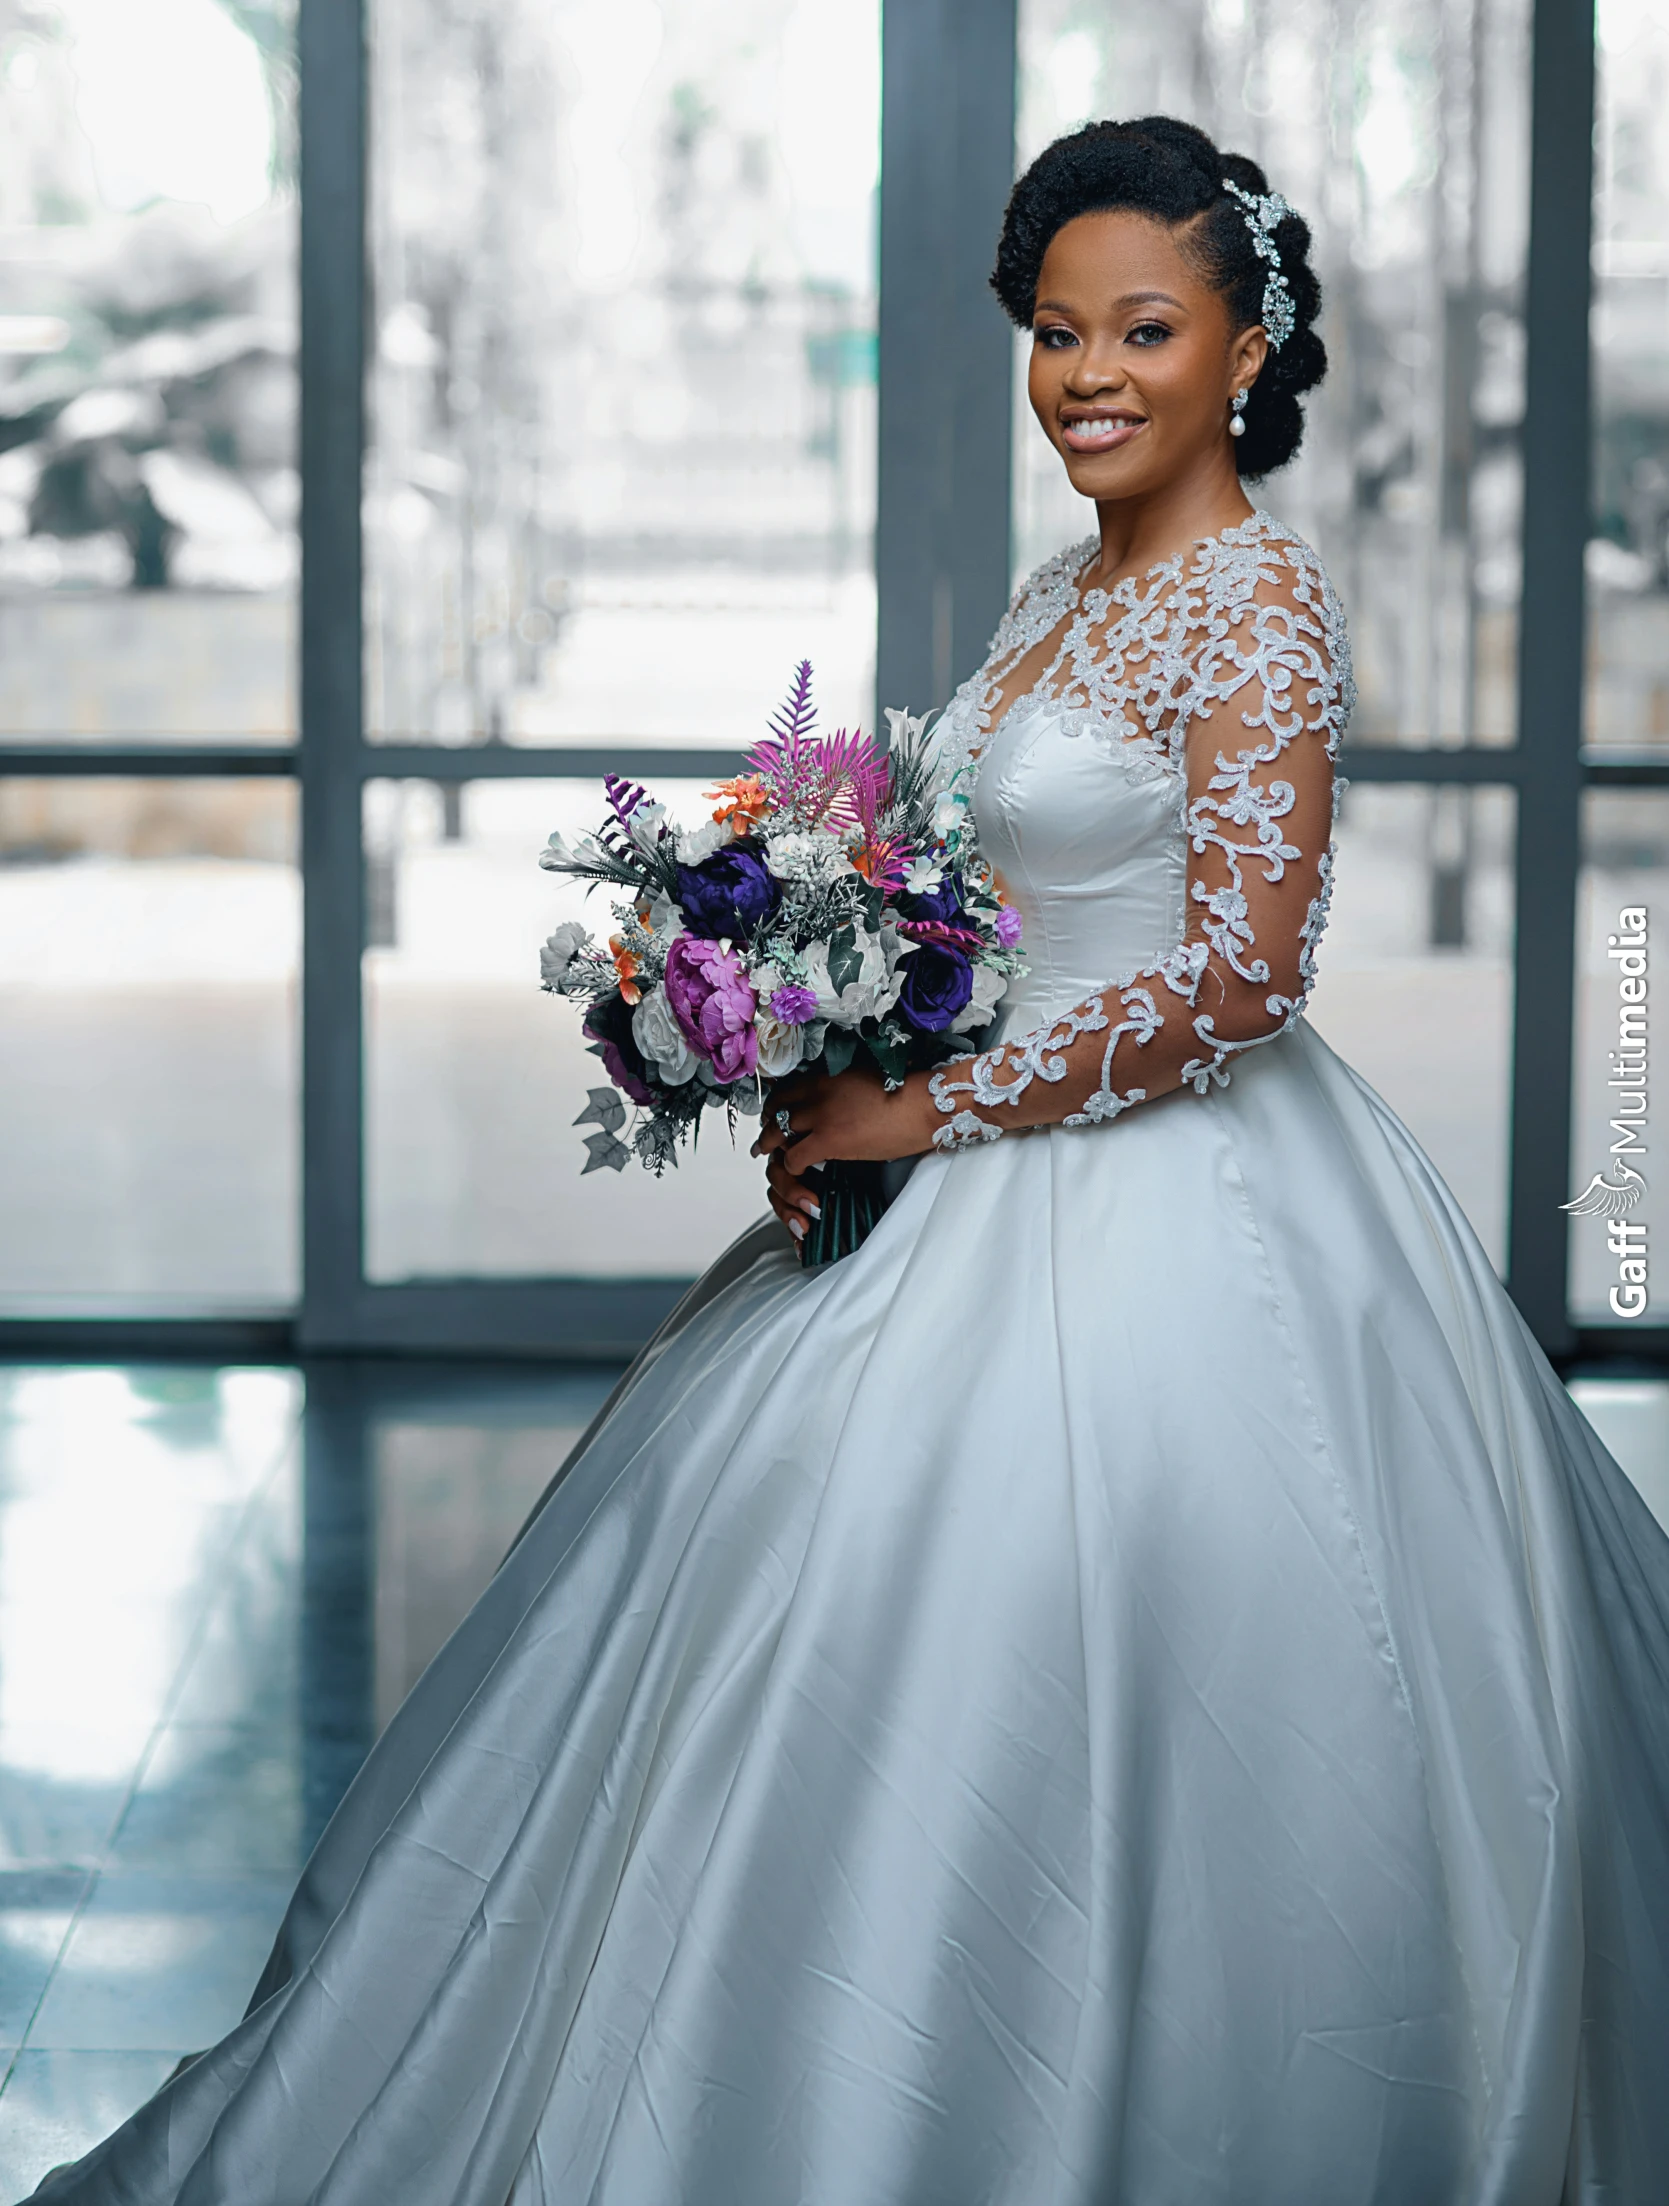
top-left (928, 509), bottom-right (1353, 1147)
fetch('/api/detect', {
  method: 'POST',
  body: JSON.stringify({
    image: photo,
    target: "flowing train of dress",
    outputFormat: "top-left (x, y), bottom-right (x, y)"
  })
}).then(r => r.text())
top-left (28, 521), bottom-right (1669, 2204)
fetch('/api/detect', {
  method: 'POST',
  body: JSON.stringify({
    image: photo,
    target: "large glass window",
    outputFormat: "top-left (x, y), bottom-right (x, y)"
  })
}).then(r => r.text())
top-left (0, 779), bottom-right (299, 1310)
top-left (365, 0), bottom-right (879, 752)
top-left (1588, 0), bottom-right (1669, 753)
top-left (1013, 0), bottom-right (1530, 750)
top-left (0, 0), bottom-right (297, 746)
top-left (1307, 783), bottom-right (1516, 1267)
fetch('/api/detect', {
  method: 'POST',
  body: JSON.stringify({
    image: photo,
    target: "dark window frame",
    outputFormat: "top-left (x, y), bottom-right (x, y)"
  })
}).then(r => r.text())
top-left (0, 0), bottom-right (1653, 1369)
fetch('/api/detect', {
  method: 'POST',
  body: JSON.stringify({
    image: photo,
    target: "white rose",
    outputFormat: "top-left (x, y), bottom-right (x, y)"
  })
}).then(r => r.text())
top-left (755, 1015), bottom-right (810, 1078)
top-left (632, 985), bottom-right (700, 1085)
top-left (802, 925), bottom-right (903, 1028)
top-left (950, 961), bottom-right (1008, 1034)
top-left (539, 920), bottom-right (591, 990)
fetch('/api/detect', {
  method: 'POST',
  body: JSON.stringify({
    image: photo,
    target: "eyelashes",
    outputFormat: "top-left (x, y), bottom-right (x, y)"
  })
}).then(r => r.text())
top-left (1033, 321), bottom-right (1175, 351)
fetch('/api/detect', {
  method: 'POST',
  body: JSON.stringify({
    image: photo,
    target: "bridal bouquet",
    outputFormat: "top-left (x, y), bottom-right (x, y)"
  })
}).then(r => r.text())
top-left (538, 663), bottom-right (1025, 1264)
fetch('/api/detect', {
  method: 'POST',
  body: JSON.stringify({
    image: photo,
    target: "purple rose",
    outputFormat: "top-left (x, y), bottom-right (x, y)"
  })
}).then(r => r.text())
top-left (675, 843), bottom-right (781, 941)
top-left (897, 941), bottom-right (975, 1033)
top-left (898, 870), bottom-right (965, 928)
top-left (664, 935), bottom-right (759, 1082)
top-left (583, 992), bottom-right (656, 1105)
top-left (768, 983), bottom-right (820, 1025)
top-left (995, 905), bottom-right (1024, 947)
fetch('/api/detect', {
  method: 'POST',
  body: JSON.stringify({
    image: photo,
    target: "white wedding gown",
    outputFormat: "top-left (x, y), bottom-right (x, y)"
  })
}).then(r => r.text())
top-left (32, 517), bottom-right (1669, 2205)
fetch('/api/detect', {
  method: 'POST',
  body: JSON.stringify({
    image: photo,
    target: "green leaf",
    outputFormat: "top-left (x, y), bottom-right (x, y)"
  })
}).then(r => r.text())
top-left (864, 1026), bottom-right (908, 1091)
top-left (826, 923), bottom-right (861, 994)
top-left (822, 1028), bottom-right (857, 1077)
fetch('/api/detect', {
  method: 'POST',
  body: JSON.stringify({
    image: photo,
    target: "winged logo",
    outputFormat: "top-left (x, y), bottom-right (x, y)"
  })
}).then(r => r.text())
top-left (1561, 1162), bottom-right (1648, 1217)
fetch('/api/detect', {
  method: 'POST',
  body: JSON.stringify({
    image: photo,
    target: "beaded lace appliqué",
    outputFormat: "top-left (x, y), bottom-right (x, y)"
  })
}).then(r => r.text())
top-left (928, 513), bottom-right (1352, 1151)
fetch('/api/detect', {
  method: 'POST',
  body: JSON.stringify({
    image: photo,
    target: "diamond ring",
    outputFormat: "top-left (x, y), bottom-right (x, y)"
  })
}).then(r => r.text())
top-left (775, 1107), bottom-right (793, 1135)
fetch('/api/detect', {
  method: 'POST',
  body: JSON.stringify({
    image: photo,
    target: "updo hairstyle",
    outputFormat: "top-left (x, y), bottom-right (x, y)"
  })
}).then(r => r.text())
top-left (991, 115), bottom-right (1325, 479)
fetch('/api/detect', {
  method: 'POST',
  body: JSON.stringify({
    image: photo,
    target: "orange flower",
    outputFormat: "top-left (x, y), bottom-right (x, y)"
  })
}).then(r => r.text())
top-left (706, 773), bottom-right (771, 829)
top-left (609, 935), bottom-right (643, 1005)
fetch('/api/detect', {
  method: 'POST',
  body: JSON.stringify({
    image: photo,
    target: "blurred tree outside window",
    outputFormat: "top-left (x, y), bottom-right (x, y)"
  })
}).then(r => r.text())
top-left (0, 0), bottom-right (298, 742)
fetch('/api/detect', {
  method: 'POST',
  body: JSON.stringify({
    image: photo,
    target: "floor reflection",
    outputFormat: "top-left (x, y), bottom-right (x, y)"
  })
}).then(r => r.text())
top-left (0, 1361), bottom-right (615, 2200)
top-left (0, 1358), bottom-right (1663, 2197)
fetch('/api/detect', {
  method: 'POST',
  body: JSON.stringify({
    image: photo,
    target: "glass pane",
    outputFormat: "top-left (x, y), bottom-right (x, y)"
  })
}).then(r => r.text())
top-left (364, 778), bottom-right (767, 1280)
top-left (366, 0), bottom-right (879, 750)
top-left (1014, 0), bottom-right (1530, 749)
top-left (1588, 2), bottom-right (1669, 754)
top-left (0, 2), bottom-right (297, 744)
top-left (0, 778), bottom-right (299, 1310)
top-left (1306, 784), bottom-right (1516, 1269)
top-left (372, 1373), bottom-right (615, 1727)
top-left (1570, 791), bottom-right (1666, 1322)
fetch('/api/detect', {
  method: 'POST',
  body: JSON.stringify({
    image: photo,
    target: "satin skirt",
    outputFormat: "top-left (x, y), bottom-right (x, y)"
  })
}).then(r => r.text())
top-left (31, 1021), bottom-right (1669, 2206)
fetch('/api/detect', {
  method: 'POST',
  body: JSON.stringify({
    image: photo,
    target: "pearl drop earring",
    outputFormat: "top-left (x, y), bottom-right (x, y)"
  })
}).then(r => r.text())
top-left (1229, 390), bottom-right (1249, 438)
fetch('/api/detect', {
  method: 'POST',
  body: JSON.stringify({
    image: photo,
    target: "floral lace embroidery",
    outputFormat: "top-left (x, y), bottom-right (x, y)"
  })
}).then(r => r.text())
top-left (928, 514), bottom-right (1353, 1142)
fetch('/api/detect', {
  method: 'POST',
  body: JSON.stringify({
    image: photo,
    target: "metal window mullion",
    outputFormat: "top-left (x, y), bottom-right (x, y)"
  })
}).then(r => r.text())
top-left (1503, 0), bottom-right (1597, 1356)
top-left (0, 747), bottom-right (300, 777)
top-left (298, 0), bottom-right (369, 1352)
top-left (876, 0), bottom-right (1017, 726)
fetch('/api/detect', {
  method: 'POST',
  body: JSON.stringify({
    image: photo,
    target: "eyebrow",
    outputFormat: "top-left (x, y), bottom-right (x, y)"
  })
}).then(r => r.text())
top-left (1034, 289), bottom-right (1186, 314)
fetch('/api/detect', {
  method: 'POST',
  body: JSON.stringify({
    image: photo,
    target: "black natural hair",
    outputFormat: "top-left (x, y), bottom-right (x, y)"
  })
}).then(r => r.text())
top-left (991, 115), bottom-right (1325, 481)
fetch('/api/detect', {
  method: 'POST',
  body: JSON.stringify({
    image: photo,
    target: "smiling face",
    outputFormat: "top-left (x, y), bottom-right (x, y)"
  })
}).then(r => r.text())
top-left (1028, 208), bottom-right (1268, 506)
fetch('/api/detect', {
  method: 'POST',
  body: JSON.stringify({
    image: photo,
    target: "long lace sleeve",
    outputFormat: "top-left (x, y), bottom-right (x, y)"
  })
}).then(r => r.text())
top-left (927, 553), bottom-right (1349, 1148)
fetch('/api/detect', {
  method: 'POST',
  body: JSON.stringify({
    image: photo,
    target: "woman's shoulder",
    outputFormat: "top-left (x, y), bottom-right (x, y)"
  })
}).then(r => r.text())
top-left (1188, 511), bottom-right (1356, 748)
top-left (1217, 510), bottom-right (1347, 637)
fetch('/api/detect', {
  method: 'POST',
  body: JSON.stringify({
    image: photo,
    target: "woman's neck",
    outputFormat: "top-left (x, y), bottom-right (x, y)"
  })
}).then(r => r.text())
top-left (1088, 466), bottom-right (1257, 591)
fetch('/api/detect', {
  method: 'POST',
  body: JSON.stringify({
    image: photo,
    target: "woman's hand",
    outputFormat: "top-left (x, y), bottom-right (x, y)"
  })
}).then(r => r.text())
top-left (753, 1063), bottom-right (941, 1243)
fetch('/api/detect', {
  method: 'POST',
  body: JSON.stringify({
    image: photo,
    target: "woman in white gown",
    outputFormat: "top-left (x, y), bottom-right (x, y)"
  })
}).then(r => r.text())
top-left (31, 115), bottom-right (1669, 2206)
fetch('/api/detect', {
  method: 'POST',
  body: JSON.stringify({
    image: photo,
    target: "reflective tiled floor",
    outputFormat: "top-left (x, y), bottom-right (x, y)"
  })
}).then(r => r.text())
top-left (0, 1362), bottom-right (1664, 2199)
top-left (0, 1363), bottom-right (617, 2201)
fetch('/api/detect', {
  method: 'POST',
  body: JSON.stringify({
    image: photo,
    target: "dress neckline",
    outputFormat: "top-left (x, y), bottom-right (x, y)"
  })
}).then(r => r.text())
top-left (978, 507), bottom-right (1283, 753)
top-left (1068, 504), bottom-right (1278, 610)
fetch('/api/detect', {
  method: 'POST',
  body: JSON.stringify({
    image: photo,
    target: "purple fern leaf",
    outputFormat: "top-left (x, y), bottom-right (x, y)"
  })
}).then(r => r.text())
top-left (767, 660), bottom-right (817, 750)
top-left (604, 774), bottom-right (649, 829)
top-left (747, 662), bottom-right (821, 799)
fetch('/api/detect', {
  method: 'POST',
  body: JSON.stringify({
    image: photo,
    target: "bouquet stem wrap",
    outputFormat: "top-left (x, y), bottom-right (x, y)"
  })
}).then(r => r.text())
top-left (797, 1159), bottom-right (891, 1269)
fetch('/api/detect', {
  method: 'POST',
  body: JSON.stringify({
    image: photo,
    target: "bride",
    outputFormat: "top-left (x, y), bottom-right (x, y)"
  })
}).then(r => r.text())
top-left (31, 114), bottom-right (1669, 2206)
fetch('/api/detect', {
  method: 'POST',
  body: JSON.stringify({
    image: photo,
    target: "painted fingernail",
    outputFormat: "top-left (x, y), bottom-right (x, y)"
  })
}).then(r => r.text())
top-left (789, 1218), bottom-right (806, 1241)
top-left (805, 1201), bottom-right (822, 1219)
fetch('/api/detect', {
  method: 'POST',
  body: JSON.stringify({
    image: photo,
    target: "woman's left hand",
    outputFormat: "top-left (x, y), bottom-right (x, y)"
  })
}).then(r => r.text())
top-left (751, 1063), bottom-right (941, 1176)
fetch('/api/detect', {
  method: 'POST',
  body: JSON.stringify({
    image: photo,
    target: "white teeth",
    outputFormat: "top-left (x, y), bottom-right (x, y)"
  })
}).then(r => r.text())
top-left (1071, 418), bottom-right (1123, 440)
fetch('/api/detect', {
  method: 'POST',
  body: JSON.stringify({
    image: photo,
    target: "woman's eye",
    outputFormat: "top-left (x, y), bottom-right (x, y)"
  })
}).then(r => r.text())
top-left (1035, 325), bottom-right (1077, 350)
top-left (1126, 321), bottom-right (1171, 347)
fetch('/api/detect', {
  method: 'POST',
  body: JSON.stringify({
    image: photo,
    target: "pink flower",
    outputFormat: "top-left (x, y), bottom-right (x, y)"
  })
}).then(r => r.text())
top-left (995, 905), bottom-right (1024, 948)
top-left (663, 935), bottom-right (759, 1083)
